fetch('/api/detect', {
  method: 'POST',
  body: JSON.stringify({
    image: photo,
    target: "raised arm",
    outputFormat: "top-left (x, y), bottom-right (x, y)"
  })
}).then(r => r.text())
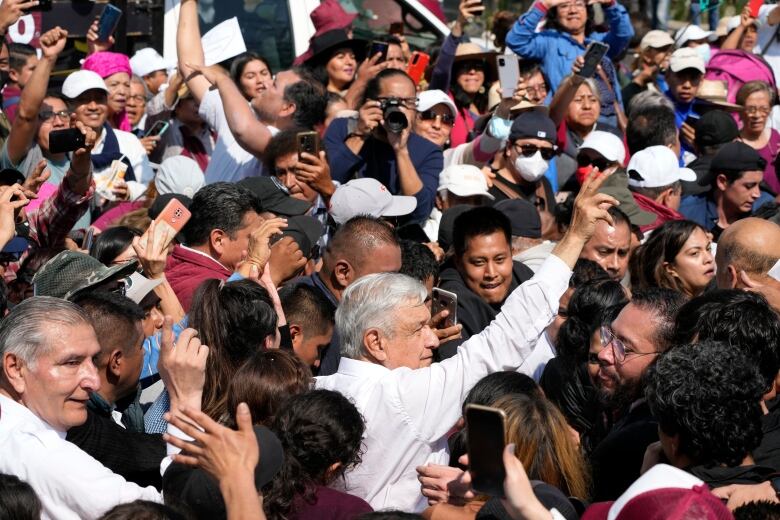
top-left (429, 0), bottom-right (481, 92)
top-left (6, 27), bottom-right (67, 166)
top-left (188, 63), bottom-right (273, 155)
top-left (549, 58), bottom-right (586, 126)
top-left (722, 7), bottom-right (755, 50)
top-left (599, 0), bottom-right (634, 59)
top-left (176, 0), bottom-right (212, 104)
top-left (399, 170), bottom-right (619, 440)
top-left (505, 2), bottom-right (559, 61)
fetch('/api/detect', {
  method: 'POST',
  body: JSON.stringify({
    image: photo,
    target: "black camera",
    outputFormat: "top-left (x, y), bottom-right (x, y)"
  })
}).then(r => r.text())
top-left (379, 98), bottom-right (409, 134)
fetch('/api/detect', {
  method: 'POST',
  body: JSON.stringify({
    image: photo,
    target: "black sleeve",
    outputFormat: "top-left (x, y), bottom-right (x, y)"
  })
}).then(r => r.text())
top-left (66, 410), bottom-right (166, 489)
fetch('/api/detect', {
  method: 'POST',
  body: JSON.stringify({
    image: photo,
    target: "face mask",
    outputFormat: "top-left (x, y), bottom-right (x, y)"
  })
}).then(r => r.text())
top-left (514, 151), bottom-right (549, 182)
top-left (694, 44), bottom-right (711, 65)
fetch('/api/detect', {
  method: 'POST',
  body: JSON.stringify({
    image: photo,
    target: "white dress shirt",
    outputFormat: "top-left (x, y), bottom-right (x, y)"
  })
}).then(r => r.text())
top-left (315, 254), bottom-right (571, 512)
top-left (0, 395), bottom-right (161, 520)
top-left (92, 127), bottom-right (155, 198)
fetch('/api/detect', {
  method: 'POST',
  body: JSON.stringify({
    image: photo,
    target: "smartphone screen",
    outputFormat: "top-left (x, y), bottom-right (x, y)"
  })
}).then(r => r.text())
top-left (466, 404), bottom-right (507, 497)
top-left (369, 41), bottom-right (389, 63)
top-left (97, 4), bottom-right (123, 42)
top-left (432, 287), bottom-right (458, 327)
top-left (144, 121), bottom-right (170, 138)
top-left (577, 42), bottom-right (610, 78)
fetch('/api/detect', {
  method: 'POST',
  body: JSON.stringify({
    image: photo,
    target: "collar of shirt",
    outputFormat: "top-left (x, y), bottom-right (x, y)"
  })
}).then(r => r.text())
top-left (179, 244), bottom-right (230, 272)
top-left (0, 393), bottom-right (66, 439)
top-left (333, 357), bottom-right (390, 378)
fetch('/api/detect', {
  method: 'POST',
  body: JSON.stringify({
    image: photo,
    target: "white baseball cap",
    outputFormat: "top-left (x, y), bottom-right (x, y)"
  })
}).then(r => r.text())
top-left (329, 178), bottom-right (417, 225)
top-left (438, 164), bottom-right (494, 200)
top-left (156, 156), bottom-right (205, 198)
top-left (668, 47), bottom-right (706, 74)
top-left (674, 24), bottom-right (716, 46)
top-left (130, 48), bottom-right (171, 78)
top-left (124, 272), bottom-right (164, 305)
top-left (578, 131), bottom-right (626, 165)
top-left (62, 70), bottom-right (108, 99)
top-left (640, 30), bottom-right (675, 50)
top-left (417, 89), bottom-right (457, 118)
top-left (627, 145), bottom-right (697, 188)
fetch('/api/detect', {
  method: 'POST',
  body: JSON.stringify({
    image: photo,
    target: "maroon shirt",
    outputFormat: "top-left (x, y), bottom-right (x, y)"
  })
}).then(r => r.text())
top-left (165, 244), bottom-right (231, 311)
top-left (289, 485), bottom-right (372, 520)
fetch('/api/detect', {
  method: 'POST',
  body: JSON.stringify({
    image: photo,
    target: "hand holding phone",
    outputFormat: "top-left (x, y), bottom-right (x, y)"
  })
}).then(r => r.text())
top-left (432, 287), bottom-right (458, 328)
top-left (748, 0), bottom-right (764, 19)
top-left (297, 131), bottom-right (320, 161)
top-left (466, 404), bottom-right (507, 497)
top-left (144, 121), bottom-right (170, 138)
top-left (97, 4), bottom-right (122, 43)
top-left (577, 41), bottom-right (610, 78)
top-left (497, 55), bottom-right (520, 99)
top-left (48, 128), bottom-right (86, 154)
top-left (147, 198), bottom-right (191, 252)
top-left (369, 41), bottom-right (389, 63)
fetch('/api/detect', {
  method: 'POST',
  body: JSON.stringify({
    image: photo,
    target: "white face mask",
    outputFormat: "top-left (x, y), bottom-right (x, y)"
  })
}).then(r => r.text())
top-left (514, 151), bottom-right (549, 182)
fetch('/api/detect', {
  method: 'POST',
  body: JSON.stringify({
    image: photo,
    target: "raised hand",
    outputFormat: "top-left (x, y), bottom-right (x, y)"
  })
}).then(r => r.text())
top-left (22, 160), bottom-right (51, 196)
top-left (69, 120), bottom-right (98, 177)
top-left (158, 317), bottom-right (209, 413)
top-left (185, 62), bottom-right (230, 86)
top-left (429, 309), bottom-right (462, 345)
top-left (246, 217), bottom-right (287, 272)
top-left (132, 219), bottom-right (172, 279)
top-left (0, 0), bottom-right (39, 34)
top-left (86, 17), bottom-right (114, 54)
top-left (295, 151), bottom-right (335, 198)
top-left (39, 26), bottom-right (68, 59)
top-left (0, 183), bottom-right (30, 249)
top-left (268, 236), bottom-right (306, 285)
top-left (567, 168), bottom-right (617, 243)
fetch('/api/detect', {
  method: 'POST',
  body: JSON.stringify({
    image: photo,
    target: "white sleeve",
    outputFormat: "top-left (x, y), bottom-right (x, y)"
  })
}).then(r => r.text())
top-left (128, 135), bottom-right (155, 186)
top-left (198, 89), bottom-right (225, 132)
top-left (395, 254), bottom-right (572, 441)
top-left (759, 4), bottom-right (777, 25)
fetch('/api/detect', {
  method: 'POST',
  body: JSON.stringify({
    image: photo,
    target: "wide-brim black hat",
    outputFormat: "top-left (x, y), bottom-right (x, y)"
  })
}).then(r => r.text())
top-left (305, 29), bottom-right (367, 66)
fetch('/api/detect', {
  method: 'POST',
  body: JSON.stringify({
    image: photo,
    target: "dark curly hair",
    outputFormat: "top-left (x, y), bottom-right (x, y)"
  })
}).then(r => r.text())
top-left (645, 341), bottom-right (765, 467)
top-left (631, 288), bottom-right (687, 352)
top-left (264, 390), bottom-right (365, 520)
top-left (672, 289), bottom-right (780, 394)
top-left (545, 4), bottom-right (599, 36)
top-left (557, 278), bottom-right (628, 368)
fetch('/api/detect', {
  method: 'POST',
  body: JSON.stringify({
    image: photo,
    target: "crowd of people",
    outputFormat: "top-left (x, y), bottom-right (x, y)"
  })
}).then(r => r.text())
top-left (3, 0), bottom-right (780, 518)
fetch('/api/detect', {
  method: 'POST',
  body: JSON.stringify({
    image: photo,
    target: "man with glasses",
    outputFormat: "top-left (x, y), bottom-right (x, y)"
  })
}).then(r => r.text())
top-left (324, 68), bottom-right (443, 225)
top-left (589, 288), bottom-right (686, 501)
top-left (488, 110), bottom-right (557, 235)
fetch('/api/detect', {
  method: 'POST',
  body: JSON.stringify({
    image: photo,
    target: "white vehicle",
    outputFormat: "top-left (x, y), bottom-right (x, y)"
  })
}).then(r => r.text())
top-left (163, 0), bottom-right (451, 70)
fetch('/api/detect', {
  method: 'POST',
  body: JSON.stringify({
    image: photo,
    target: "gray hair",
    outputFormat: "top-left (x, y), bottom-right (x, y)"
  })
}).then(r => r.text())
top-left (337, 273), bottom-right (428, 360)
top-left (578, 78), bottom-right (601, 103)
top-left (628, 90), bottom-right (674, 115)
top-left (0, 297), bottom-right (90, 370)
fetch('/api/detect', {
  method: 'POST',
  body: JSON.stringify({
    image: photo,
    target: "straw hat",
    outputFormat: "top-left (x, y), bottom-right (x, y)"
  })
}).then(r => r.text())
top-left (453, 43), bottom-right (498, 83)
top-left (695, 79), bottom-right (741, 111)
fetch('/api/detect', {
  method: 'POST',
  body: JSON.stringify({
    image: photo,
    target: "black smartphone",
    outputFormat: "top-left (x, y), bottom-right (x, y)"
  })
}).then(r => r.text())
top-left (144, 120), bottom-right (170, 138)
top-left (369, 41), bottom-right (389, 63)
top-left (83, 227), bottom-right (96, 252)
top-left (48, 128), bottom-right (86, 154)
top-left (26, 0), bottom-right (52, 12)
top-left (466, 404), bottom-right (507, 497)
top-left (577, 41), bottom-right (610, 78)
top-left (297, 131), bottom-right (319, 160)
top-left (432, 287), bottom-right (458, 328)
top-left (97, 4), bottom-right (123, 42)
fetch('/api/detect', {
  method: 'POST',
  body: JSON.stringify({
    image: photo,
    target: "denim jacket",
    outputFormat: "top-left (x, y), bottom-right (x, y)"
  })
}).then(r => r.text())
top-left (505, 1), bottom-right (633, 105)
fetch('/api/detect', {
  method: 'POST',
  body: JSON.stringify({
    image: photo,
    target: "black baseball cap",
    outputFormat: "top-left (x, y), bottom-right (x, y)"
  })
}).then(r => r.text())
top-left (694, 110), bottom-right (738, 149)
top-left (237, 177), bottom-right (312, 217)
top-left (494, 199), bottom-right (542, 239)
top-left (699, 141), bottom-right (767, 186)
top-left (508, 110), bottom-right (557, 144)
top-left (438, 204), bottom-right (473, 252)
top-left (281, 215), bottom-right (324, 259)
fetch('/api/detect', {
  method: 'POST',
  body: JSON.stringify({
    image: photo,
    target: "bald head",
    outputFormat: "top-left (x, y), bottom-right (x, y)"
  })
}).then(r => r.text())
top-left (716, 218), bottom-right (780, 288)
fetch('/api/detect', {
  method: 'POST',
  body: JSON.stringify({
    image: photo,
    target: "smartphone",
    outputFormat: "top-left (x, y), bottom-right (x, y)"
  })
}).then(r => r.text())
top-left (496, 54), bottom-right (520, 99)
top-left (25, 0), bottom-right (52, 12)
top-left (406, 51), bottom-right (430, 85)
top-left (97, 4), bottom-right (123, 43)
top-left (297, 131), bottom-right (320, 160)
top-left (389, 22), bottom-right (404, 36)
top-left (431, 287), bottom-right (458, 328)
top-left (144, 121), bottom-right (170, 138)
top-left (466, 404), bottom-right (507, 497)
top-left (48, 128), bottom-right (86, 154)
top-left (83, 227), bottom-right (96, 252)
top-left (749, 0), bottom-right (764, 18)
top-left (369, 41), bottom-right (389, 63)
top-left (150, 198), bottom-right (191, 250)
top-left (684, 114), bottom-right (699, 128)
top-left (577, 41), bottom-right (610, 78)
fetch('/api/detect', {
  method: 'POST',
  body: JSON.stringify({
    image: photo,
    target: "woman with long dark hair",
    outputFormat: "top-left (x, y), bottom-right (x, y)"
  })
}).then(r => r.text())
top-left (505, 0), bottom-right (633, 128)
top-left (631, 219), bottom-right (714, 298)
top-left (304, 29), bottom-right (366, 95)
top-left (264, 390), bottom-right (372, 519)
top-left (230, 52), bottom-right (273, 101)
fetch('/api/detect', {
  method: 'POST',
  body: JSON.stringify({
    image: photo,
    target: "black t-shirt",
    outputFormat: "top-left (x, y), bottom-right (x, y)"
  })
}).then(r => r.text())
top-left (488, 174), bottom-right (555, 214)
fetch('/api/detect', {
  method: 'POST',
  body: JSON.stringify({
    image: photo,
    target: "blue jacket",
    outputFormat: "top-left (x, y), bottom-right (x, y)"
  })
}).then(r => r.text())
top-left (324, 117), bottom-right (443, 223)
top-left (505, 1), bottom-right (633, 104)
top-left (679, 191), bottom-right (774, 231)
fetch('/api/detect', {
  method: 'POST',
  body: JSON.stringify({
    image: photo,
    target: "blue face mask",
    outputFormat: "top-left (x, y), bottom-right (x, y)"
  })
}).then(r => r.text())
top-left (694, 43), bottom-right (711, 65)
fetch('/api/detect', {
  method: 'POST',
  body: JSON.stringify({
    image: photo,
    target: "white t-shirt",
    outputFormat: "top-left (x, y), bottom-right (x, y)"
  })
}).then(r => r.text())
top-left (199, 89), bottom-right (278, 184)
top-left (754, 5), bottom-right (780, 85)
top-left (93, 127), bottom-right (153, 200)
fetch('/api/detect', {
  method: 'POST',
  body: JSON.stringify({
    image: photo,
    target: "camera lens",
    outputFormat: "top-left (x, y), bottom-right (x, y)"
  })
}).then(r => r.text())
top-left (383, 105), bottom-right (408, 134)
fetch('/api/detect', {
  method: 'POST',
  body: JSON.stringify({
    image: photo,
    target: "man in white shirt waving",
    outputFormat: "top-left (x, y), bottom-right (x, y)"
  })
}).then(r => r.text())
top-left (316, 171), bottom-right (618, 511)
top-left (0, 297), bottom-right (207, 520)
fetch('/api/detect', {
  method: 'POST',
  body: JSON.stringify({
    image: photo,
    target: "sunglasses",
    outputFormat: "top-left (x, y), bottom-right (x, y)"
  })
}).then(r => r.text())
top-left (577, 154), bottom-right (611, 172)
top-left (514, 143), bottom-right (556, 160)
top-left (419, 110), bottom-right (455, 125)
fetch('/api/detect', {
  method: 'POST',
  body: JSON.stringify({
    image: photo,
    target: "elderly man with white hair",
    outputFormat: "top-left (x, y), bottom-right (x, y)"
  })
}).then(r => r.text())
top-left (0, 297), bottom-right (207, 519)
top-left (316, 171), bottom-right (618, 511)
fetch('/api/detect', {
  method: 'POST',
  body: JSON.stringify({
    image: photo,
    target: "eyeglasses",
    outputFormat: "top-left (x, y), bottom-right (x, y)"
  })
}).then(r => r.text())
top-left (128, 94), bottom-right (146, 103)
top-left (600, 326), bottom-right (660, 364)
top-left (456, 60), bottom-right (486, 73)
top-left (419, 110), bottom-right (455, 125)
top-left (513, 143), bottom-right (556, 160)
top-left (744, 106), bottom-right (771, 116)
top-left (577, 154), bottom-right (611, 172)
top-left (559, 0), bottom-right (586, 10)
top-left (38, 110), bottom-right (70, 122)
top-left (526, 84), bottom-right (547, 97)
top-left (377, 96), bottom-right (418, 109)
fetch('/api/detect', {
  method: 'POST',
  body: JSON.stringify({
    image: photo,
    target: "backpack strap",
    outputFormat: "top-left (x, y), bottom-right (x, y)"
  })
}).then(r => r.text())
top-left (761, 25), bottom-right (780, 57)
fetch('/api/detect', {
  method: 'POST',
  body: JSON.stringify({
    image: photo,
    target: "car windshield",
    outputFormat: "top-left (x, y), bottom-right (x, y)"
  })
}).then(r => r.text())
top-left (348, 0), bottom-right (441, 51)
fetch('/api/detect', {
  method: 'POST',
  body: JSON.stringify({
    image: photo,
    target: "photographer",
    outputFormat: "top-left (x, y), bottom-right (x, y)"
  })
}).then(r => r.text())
top-left (323, 69), bottom-right (442, 224)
